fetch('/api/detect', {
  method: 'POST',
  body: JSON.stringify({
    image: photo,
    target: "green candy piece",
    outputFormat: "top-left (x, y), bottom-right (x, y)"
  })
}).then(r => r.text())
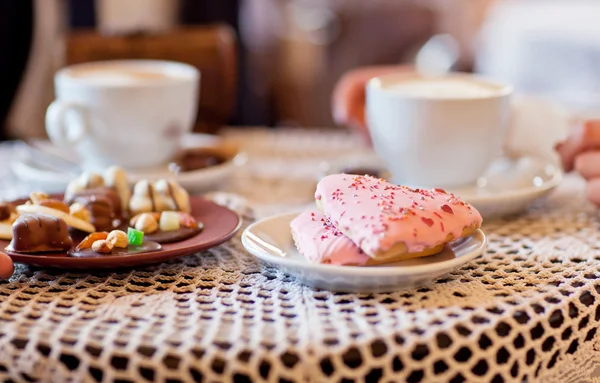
top-left (127, 227), bottom-right (144, 246)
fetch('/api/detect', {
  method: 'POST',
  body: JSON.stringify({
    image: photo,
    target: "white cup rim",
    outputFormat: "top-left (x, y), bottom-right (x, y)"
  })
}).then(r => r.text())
top-left (367, 71), bottom-right (513, 101)
top-left (56, 59), bottom-right (200, 88)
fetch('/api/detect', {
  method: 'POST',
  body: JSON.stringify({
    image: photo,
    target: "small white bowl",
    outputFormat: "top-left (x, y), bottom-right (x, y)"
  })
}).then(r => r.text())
top-left (242, 211), bottom-right (487, 293)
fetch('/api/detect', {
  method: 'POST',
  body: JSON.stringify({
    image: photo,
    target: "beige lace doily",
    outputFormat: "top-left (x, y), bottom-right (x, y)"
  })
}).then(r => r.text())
top-left (0, 130), bottom-right (599, 383)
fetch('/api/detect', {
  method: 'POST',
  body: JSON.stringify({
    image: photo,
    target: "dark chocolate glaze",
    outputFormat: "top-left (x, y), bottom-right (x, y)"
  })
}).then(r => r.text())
top-left (7, 213), bottom-right (73, 253)
top-left (145, 183), bottom-right (153, 212)
top-left (69, 193), bottom-right (119, 232)
top-left (68, 241), bottom-right (162, 258)
top-left (142, 181), bottom-right (179, 211)
top-left (49, 215), bottom-right (61, 230)
top-left (66, 187), bottom-right (123, 218)
top-left (144, 223), bottom-right (203, 244)
top-left (69, 229), bottom-right (91, 244)
top-left (145, 182), bottom-right (179, 211)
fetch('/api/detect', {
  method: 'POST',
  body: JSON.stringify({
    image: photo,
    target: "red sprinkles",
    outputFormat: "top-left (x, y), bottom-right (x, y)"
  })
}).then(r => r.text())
top-left (317, 174), bottom-right (480, 253)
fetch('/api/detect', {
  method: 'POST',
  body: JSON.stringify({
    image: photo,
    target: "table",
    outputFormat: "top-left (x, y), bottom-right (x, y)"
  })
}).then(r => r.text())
top-left (0, 128), bottom-right (599, 383)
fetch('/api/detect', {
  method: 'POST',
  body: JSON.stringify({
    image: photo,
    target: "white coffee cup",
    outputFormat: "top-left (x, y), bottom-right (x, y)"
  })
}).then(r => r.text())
top-left (46, 60), bottom-right (200, 171)
top-left (366, 72), bottom-right (513, 188)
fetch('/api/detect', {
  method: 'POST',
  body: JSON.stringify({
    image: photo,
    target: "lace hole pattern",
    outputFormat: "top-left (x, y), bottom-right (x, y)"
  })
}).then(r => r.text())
top-left (0, 132), bottom-right (599, 382)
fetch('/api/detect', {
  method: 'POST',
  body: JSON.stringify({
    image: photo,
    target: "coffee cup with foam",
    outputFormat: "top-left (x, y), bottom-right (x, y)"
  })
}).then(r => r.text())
top-left (366, 73), bottom-right (513, 188)
top-left (46, 60), bottom-right (200, 171)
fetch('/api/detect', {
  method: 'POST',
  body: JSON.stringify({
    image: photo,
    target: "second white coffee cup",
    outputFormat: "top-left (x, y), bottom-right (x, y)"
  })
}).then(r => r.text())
top-left (46, 60), bottom-right (200, 171)
top-left (366, 72), bottom-right (513, 188)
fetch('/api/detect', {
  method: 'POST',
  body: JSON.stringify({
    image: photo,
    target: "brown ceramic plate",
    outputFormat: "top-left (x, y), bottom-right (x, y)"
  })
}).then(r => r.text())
top-left (1, 195), bottom-right (242, 269)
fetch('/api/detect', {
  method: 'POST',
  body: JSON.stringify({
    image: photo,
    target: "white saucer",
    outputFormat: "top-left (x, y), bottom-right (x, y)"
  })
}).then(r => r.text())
top-left (242, 211), bottom-right (487, 293)
top-left (10, 134), bottom-right (246, 193)
top-left (320, 151), bottom-right (562, 219)
top-left (448, 152), bottom-right (562, 218)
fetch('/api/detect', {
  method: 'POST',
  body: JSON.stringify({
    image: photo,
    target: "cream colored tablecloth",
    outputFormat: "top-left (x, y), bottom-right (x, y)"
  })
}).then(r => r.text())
top-left (0, 128), bottom-right (599, 383)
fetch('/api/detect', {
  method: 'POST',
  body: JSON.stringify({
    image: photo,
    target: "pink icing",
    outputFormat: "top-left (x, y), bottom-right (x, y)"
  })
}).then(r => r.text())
top-left (314, 174), bottom-right (483, 256)
top-left (290, 210), bottom-right (370, 265)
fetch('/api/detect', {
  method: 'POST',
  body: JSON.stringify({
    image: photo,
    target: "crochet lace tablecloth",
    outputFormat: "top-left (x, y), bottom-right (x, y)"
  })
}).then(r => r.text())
top-left (1, 128), bottom-right (600, 383)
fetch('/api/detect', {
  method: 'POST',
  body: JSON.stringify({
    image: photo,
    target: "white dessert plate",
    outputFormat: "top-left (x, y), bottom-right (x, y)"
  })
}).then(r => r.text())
top-left (10, 134), bottom-right (246, 193)
top-left (242, 211), bottom-right (487, 293)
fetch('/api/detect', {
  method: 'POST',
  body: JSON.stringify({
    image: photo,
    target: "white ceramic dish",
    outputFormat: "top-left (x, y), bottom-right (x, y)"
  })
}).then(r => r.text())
top-left (320, 151), bottom-right (562, 219)
top-left (10, 133), bottom-right (245, 193)
top-left (242, 211), bottom-right (487, 293)
top-left (449, 152), bottom-right (562, 218)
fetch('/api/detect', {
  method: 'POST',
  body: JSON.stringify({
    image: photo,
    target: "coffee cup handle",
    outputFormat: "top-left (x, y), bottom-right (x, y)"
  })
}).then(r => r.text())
top-left (45, 100), bottom-right (90, 147)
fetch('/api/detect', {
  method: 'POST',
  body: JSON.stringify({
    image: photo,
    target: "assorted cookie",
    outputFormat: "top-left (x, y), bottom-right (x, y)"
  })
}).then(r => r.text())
top-left (1, 167), bottom-right (203, 258)
top-left (76, 230), bottom-right (129, 253)
top-left (292, 174), bottom-right (483, 265)
top-left (64, 166), bottom-right (131, 213)
top-left (130, 179), bottom-right (191, 215)
top-left (129, 211), bottom-right (203, 244)
top-left (68, 228), bottom-right (161, 258)
top-left (67, 189), bottom-right (123, 231)
top-left (63, 166), bottom-right (131, 231)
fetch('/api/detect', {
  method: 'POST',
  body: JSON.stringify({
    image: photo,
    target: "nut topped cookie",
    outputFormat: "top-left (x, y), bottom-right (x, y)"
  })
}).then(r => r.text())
top-left (315, 174), bottom-right (482, 262)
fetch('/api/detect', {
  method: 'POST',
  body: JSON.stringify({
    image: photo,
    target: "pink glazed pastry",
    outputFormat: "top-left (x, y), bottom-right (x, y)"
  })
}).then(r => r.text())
top-left (315, 174), bottom-right (483, 262)
top-left (290, 210), bottom-right (370, 265)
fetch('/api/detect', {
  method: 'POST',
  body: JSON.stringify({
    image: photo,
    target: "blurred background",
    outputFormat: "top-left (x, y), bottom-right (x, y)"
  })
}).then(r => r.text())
top-left (1, 0), bottom-right (598, 140)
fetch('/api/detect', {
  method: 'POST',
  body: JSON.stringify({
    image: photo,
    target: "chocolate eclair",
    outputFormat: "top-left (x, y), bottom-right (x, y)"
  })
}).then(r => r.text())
top-left (6, 213), bottom-right (73, 253)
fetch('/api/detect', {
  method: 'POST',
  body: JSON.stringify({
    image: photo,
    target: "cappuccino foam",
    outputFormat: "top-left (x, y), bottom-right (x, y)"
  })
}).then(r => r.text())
top-left (67, 65), bottom-right (182, 85)
top-left (388, 78), bottom-right (498, 98)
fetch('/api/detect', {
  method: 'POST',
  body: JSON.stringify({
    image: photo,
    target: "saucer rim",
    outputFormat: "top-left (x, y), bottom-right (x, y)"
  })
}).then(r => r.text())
top-left (452, 150), bottom-right (563, 203)
top-left (320, 150), bottom-right (563, 203)
top-left (10, 133), bottom-right (242, 191)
